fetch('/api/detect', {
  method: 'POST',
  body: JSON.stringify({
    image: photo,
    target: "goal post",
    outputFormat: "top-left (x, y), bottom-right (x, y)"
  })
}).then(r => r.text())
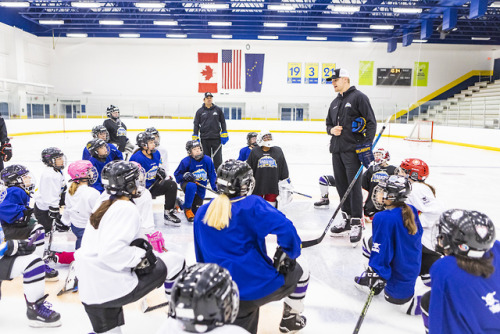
top-left (405, 120), bottom-right (434, 142)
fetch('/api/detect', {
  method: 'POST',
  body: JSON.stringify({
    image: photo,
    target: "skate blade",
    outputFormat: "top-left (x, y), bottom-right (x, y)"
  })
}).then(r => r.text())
top-left (329, 231), bottom-right (350, 237)
top-left (29, 319), bottom-right (62, 328)
top-left (350, 240), bottom-right (361, 248)
top-left (45, 277), bottom-right (59, 282)
top-left (313, 206), bottom-right (329, 209)
top-left (354, 282), bottom-right (372, 295)
top-left (164, 220), bottom-right (181, 227)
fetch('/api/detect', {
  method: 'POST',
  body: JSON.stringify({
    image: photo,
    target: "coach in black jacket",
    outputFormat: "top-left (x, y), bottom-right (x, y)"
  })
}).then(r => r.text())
top-left (325, 68), bottom-right (376, 246)
top-left (0, 116), bottom-right (12, 171)
top-left (192, 92), bottom-right (228, 171)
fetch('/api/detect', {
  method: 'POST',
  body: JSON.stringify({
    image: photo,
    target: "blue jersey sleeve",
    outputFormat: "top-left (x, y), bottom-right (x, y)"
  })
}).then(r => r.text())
top-left (238, 147), bottom-right (251, 161)
top-left (108, 143), bottom-right (123, 160)
top-left (174, 157), bottom-right (190, 184)
top-left (82, 147), bottom-right (91, 160)
top-left (369, 212), bottom-right (395, 280)
top-left (0, 188), bottom-right (30, 224)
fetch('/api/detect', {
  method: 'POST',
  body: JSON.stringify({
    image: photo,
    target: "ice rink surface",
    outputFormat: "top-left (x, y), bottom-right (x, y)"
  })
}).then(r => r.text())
top-left (1, 129), bottom-right (499, 334)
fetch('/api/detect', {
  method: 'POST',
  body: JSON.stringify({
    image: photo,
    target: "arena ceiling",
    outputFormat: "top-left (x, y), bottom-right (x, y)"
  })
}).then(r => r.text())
top-left (0, 0), bottom-right (499, 50)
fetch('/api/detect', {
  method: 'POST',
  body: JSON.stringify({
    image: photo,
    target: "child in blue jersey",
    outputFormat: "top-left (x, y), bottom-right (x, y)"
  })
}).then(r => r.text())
top-left (86, 138), bottom-right (122, 193)
top-left (421, 209), bottom-right (500, 334)
top-left (355, 175), bottom-right (423, 315)
top-left (130, 132), bottom-right (180, 226)
top-left (174, 140), bottom-right (217, 223)
top-left (193, 159), bottom-right (309, 334)
top-left (82, 125), bottom-right (123, 161)
top-left (237, 132), bottom-right (258, 162)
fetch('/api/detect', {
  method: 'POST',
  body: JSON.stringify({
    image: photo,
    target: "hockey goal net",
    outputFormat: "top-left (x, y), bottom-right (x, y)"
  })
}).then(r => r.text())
top-left (405, 120), bottom-right (434, 142)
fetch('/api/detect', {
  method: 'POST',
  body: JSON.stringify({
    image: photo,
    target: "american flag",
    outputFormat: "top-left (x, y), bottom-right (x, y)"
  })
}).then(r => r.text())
top-left (222, 49), bottom-right (241, 89)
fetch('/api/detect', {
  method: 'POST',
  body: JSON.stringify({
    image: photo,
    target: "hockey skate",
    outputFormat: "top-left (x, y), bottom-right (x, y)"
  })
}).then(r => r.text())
top-left (175, 197), bottom-right (184, 212)
top-left (184, 208), bottom-right (195, 223)
top-left (164, 210), bottom-right (181, 227)
top-left (313, 195), bottom-right (329, 209)
top-left (329, 212), bottom-right (351, 237)
top-left (279, 303), bottom-right (306, 333)
top-left (26, 294), bottom-right (61, 328)
top-left (349, 218), bottom-right (363, 247)
top-left (57, 262), bottom-right (78, 296)
top-left (44, 264), bottom-right (59, 282)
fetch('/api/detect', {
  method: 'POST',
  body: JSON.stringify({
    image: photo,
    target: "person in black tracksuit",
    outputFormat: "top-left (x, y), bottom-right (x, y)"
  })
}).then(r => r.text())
top-left (325, 68), bottom-right (376, 246)
top-left (103, 105), bottom-right (134, 160)
top-left (0, 116), bottom-right (12, 171)
top-left (192, 92), bottom-right (228, 171)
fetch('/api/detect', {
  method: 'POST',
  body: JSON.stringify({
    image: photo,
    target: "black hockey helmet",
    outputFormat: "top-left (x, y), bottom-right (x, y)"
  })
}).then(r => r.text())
top-left (101, 160), bottom-right (145, 198)
top-left (106, 105), bottom-right (120, 120)
top-left (435, 209), bottom-right (496, 258)
top-left (87, 138), bottom-right (110, 162)
top-left (170, 263), bottom-right (239, 333)
top-left (371, 175), bottom-right (411, 210)
top-left (0, 164), bottom-right (36, 195)
top-left (136, 132), bottom-right (157, 153)
top-left (247, 132), bottom-right (258, 147)
top-left (41, 147), bottom-right (66, 171)
top-left (217, 159), bottom-right (255, 198)
top-left (145, 127), bottom-right (160, 146)
top-left (186, 140), bottom-right (204, 160)
top-left (91, 125), bottom-right (110, 142)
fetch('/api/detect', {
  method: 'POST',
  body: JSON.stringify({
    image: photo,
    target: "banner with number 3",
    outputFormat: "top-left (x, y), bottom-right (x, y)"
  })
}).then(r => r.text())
top-left (322, 63), bottom-right (336, 84)
top-left (287, 63), bottom-right (302, 84)
top-left (305, 63), bottom-right (318, 84)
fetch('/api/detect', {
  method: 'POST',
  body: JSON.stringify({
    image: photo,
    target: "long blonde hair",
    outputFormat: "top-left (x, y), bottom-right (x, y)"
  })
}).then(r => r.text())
top-left (68, 181), bottom-right (83, 196)
top-left (203, 194), bottom-right (232, 230)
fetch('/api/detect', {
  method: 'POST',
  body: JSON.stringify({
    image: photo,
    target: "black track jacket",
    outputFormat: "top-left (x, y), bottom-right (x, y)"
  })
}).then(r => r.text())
top-left (193, 104), bottom-right (227, 140)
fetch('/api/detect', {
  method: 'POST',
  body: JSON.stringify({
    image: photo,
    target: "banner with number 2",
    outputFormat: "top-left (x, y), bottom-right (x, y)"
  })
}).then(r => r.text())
top-left (322, 63), bottom-right (336, 84)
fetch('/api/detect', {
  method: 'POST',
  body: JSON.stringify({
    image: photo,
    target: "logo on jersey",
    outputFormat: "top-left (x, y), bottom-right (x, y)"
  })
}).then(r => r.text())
top-left (371, 171), bottom-right (389, 183)
top-left (257, 156), bottom-right (277, 169)
top-left (213, 112), bottom-right (217, 115)
top-left (146, 165), bottom-right (159, 181)
top-left (482, 291), bottom-right (500, 314)
top-left (345, 102), bottom-right (352, 108)
top-left (193, 168), bottom-right (208, 182)
top-left (117, 127), bottom-right (127, 137)
top-left (371, 243), bottom-right (381, 253)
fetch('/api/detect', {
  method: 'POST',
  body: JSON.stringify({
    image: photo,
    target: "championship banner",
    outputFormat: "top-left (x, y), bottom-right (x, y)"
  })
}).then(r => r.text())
top-left (198, 52), bottom-right (218, 93)
top-left (321, 63), bottom-right (336, 84)
top-left (414, 61), bottom-right (429, 87)
top-left (359, 61), bottom-right (374, 86)
top-left (304, 63), bottom-right (319, 84)
top-left (287, 62), bottom-right (302, 84)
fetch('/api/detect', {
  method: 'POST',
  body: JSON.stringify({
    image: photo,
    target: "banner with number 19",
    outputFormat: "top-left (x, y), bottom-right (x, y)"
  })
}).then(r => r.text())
top-left (287, 63), bottom-right (302, 84)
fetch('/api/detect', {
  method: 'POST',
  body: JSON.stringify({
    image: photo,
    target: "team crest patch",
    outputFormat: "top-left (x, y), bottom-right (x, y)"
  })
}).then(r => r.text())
top-left (482, 291), bottom-right (500, 314)
top-left (371, 171), bottom-right (389, 182)
top-left (193, 168), bottom-right (207, 182)
top-left (345, 102), bottom-right (352, 108)
top-left (371, 243), bottom-right (381, 253)
top-left (257, 156), bottom-right (277, 168)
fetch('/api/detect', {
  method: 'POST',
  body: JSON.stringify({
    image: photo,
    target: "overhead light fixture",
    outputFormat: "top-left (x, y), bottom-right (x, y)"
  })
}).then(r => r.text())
top-left (393, 8), bottom-right (422, 14)
top-left (413, 39), bottom-right (428, 43)
top-left (166, 34), bottom-right (187, 38)
top-left (134, 2), bottom-right (165, 8)
top-left (99, 20), bottom-right (124, 25)
top-left (119, 33), bottom-right (140, 38)
top-left (66, 33), bottom-right (88, 38)
top-left (71, 2), bottom-right (104, 8)
top-left (200, 3), bottom-right (229, 9)
top-left (212, 34), bottom-right (232, 39)
top-left (328, 5), bottom-right (360, 13)
top-left (39, 20), bottom-right (64, 25)
top-left (258, 35), bottom-right (279, 39)
top-left (154, 20), bottom-right (178, 25)
top-left (0, 2), bottom-right (30, 7)
top-left (268, 4), bottom-right (295, 11)
top-left (370, 24), bottom-right (394, 30)
top-left (352, 37), bottom-right (373, 42)
top-left (263, 22), bottom-right (287, 28)
top-left (307, 36), bottom-right (327, 41)
top-left (317, 23), bottom-right (341, 29)
top-left (208, 21), bottom-right (232, 26)
top-left (491, 1), bottom-right (500, 8)
top-left (471, 37), bottom-right (491, 41)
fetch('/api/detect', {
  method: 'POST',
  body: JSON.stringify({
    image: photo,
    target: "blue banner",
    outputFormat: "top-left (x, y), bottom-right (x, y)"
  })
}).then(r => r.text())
top-left (245, 54), bottom-right (265, 92)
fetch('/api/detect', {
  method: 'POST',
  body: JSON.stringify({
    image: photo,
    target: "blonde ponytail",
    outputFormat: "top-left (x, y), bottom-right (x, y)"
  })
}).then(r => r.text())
top-left (203, 194), bottom-right (232, 230)
top-left (68, 182), bottom-right (80, 196)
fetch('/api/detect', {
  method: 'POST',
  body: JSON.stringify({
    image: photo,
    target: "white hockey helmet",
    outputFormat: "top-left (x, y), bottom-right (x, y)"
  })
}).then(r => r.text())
top-left (257, 130), bottom-right (273, 148)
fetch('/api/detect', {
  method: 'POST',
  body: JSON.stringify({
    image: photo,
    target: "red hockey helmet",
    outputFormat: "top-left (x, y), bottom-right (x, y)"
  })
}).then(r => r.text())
top-left (374, 148), bottom-right (390, 164)
top-left (399, 158), bottom-right (429, 181)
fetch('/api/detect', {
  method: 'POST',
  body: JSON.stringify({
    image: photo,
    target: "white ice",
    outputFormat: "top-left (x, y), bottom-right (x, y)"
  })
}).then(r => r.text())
top-left (1, 129), bottom-right (499, 334)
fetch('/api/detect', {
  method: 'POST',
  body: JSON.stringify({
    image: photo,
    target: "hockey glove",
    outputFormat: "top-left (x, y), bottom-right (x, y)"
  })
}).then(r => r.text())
top-left (273, 246), bottom-right (297, 275)
top-left (146, 231), bottom-right (167, 253)
top-left (130, 238), bottom-right (157, 277)
top-left (355, 142), bottom-right (374, 169)
top-left (1, 239), bottom-right (36, 257)
top-left (192, 134), bottom-right (199, 141)
top-left (182, 172), bottom-right (196, 183)
top-left (355, 267), bottom-right (386, 295)
top-left (352, 117), bottom-right (367, 134)
top-left (0, 142), bottom-right (12, 162)
top-left (220, 131), bottom-right (229, 145)
top-left (156, 167), bottom-right (167, 181)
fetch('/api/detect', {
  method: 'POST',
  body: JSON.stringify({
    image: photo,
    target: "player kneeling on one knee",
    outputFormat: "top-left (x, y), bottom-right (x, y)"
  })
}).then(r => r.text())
top-left (157, 263), bottom-right (248, 334)
top-left (0, 181), bottom-right (61, 328)
top-left (193, 159), bottom-right (309, 334)
top-left (354, 175), bottom-right (423, 315)
top-left (76, 161), bottom-right (179, 334)
top-left (421, 209), bottom-right (500, 334)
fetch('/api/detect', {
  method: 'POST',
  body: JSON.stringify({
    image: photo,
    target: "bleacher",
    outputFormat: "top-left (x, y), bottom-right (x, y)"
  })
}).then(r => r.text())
top-left (414, 80), bottom-right (500, 129)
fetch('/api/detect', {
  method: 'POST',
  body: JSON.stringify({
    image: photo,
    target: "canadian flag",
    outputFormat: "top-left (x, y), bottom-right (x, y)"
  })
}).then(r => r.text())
top-left (198, 53), bottom-right (218, 93)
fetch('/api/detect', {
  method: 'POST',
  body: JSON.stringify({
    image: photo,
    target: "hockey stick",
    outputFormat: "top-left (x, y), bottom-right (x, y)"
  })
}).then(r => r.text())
top-left (302, 114), bottom-right (394, 248)
top-left (353, 288), bottom-right (376, 334)
top-left (28, 230), bottom-right (42, 247)
top-left (141, 298), bottom-right (169, 313)
top-left (292, 191), bottom-right (312, 199)
top-left (211, 144), bottom-right (222, 159)
top-left (43, 220), bottom-right (57, 258)
top-left (194, 181), bottom-right (219, 195)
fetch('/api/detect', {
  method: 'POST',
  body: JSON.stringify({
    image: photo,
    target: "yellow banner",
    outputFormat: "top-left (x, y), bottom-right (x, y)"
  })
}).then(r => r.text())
top-left (305, 63), bottom-right (319, 84)
top-left (322, 63), bottom-right (336, 84)
top-left (287, 62), bottom-right (302, 84)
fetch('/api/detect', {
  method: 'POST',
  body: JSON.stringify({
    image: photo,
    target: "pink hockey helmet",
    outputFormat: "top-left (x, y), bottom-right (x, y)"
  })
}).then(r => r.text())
top-left (68, 160), bottom-right (98, 184)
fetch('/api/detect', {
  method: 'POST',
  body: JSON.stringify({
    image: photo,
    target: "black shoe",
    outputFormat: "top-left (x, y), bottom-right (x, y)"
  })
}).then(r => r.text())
top-left (314, 196), bottom-right (329, 209)
top-left (279, 304), bottom-right (306, 333)
top-left (164, 210), bottom-right (181, 226)
top-left (26, 294), bottom-right (61, 328)
top-left (349, 218), bottom-right (363, 247)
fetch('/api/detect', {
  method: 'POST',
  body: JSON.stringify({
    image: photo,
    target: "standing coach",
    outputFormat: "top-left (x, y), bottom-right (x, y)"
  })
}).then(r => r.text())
top-left (0, 115), bottom-right (12, 171)
top-left (326, 68), bottom-right (376, 246)
top-left (192, 92), bottom-right (228, 171)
